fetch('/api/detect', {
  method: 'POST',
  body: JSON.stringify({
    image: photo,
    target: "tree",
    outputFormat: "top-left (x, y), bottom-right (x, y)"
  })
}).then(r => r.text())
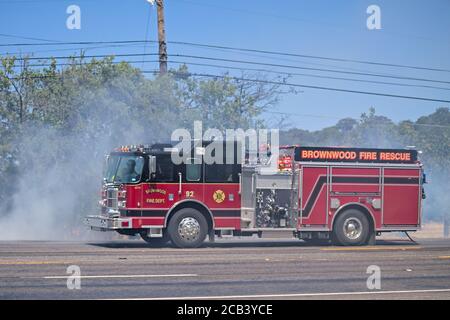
top-left (174, 65), bottom-right (282, 131)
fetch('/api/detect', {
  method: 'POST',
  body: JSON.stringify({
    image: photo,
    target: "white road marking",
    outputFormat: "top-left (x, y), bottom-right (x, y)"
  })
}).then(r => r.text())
top-left (43, 274), bottom-right (197, 279)
top-left (118, 288), bottom-right (450, 300)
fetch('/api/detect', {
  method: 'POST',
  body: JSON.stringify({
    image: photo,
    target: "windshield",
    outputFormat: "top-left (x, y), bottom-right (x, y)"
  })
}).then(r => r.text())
top-left (104, 155), bottom-right (144, 184)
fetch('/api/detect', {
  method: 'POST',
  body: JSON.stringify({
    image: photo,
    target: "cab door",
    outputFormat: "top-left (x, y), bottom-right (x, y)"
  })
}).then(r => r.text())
top-left (141, 154), bottom-right (205, 215)
top-left (181, 156), bottom-right (205, 204)
top-left (142, 154), bottom-right (179, 214)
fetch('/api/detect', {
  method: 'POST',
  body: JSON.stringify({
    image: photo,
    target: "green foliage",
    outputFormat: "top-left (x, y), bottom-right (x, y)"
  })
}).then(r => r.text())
top-left (174, 65), bottom-right (279, 130)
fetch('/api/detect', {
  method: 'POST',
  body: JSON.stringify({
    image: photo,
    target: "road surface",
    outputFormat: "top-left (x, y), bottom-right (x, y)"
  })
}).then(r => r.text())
top-left (0, 238), bottom-right (449, 299)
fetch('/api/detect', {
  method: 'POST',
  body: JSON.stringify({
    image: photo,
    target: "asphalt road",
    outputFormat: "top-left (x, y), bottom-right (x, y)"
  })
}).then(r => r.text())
top-left (1, 238), bottom-right (450, 300)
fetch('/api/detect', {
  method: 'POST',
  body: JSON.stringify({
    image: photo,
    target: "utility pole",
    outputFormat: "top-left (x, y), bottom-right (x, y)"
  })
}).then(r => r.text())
top-left (156, 0), bottom-right (167, 74)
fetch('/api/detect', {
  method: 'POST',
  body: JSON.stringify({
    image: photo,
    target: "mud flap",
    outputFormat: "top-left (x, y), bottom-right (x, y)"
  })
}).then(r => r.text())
top-left (208, 230), bottom-right (215, 242)
top-left (367, 231), bottom-right (376, 245)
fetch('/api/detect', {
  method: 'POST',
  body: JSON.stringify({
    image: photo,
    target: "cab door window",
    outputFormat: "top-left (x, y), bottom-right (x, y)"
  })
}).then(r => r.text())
top-left (205, 164), bottom-right (238, 183)
top-left (186, 158), bottom-right (202, 182)
top-left (154, 155), bottom-right (175, 182)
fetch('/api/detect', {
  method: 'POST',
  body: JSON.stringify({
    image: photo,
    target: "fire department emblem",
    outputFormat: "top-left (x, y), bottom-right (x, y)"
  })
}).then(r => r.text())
top-left (213, 190), bottom-right (225, 203)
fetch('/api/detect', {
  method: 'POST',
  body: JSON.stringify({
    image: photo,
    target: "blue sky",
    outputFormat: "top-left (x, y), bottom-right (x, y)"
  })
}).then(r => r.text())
top-left (0, 0), bottom-right (449, 130)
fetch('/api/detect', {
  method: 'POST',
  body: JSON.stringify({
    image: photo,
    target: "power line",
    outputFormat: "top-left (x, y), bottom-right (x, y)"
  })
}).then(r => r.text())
top-left (1, 43), bottom-right (406, 79)
top-left (0, 40), bottom-right (146, 47)
top-left (3, 62), bottom-right (450, 102)
top-left (23, 60), bottom-right (158, 68)
top-left (0, 33), bottom-right (59, 43)
top-left (4, 67), bottom-right (449, 104)
top-left (10, 52), bottom-right (159, 61)
top-left (7, 52), bottom-right (450, 86)
top-left (2, 39), bottom-right (450, 74)
top-left (3, 37), bottom-right (433, 81)
top-left (0, 43), bottom-right (153, 57)
top-left (147, 70), bottom-right (450, 104)
top-left (163, 60), bottom-right (450, 92)
top-left (21, 59), bottom-right (450, 92)
top-left (169, 41), bottom-right (450, 74)
top-left (172, 54), bottom-right (450, 86)
top-left (170, 41), bottom-right (402, 77)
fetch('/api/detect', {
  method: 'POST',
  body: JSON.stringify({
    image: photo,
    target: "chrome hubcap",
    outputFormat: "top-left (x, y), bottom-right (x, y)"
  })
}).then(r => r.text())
top-left (343, 217), bottom-right (363, 240)
top-left (178, 217), bottom-right (201, 242)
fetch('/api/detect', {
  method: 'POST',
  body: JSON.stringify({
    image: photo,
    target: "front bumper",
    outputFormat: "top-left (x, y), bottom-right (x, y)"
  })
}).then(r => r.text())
top-left (84, 215), bottom-right (127, 231)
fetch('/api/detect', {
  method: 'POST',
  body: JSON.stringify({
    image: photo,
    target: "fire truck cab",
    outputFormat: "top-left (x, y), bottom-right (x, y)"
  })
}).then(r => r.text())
top-left (84, 142), bottom-right (425, 248)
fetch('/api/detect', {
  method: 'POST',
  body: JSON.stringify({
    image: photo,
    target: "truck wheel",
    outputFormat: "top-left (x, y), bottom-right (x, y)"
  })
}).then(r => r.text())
top-left (333, 209), bottom-right (370, 246)
top-left (167, 208), bottom-right (208, 248)
top-left (140, 231), bottom-right (170, 247)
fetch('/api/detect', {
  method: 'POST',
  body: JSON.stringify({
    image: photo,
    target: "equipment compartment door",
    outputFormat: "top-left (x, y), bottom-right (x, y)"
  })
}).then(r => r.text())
top-left (382, 168), bottom-right (421, 226)
top-left (203, 141), bottom-right (242, 230)
top-left (299, 166), bottom-right (328, 227)
top-left (203, 162), bottom-right (241, 230)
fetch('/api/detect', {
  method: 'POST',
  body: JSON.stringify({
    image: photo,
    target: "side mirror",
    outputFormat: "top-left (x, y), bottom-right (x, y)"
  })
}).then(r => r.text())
top-left (149, 156), bottom-right (157, 177)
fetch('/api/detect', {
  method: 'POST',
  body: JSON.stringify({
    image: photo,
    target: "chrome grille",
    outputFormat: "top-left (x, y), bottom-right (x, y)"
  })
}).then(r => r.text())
top-left (106, 188), bottom-right (118, 210)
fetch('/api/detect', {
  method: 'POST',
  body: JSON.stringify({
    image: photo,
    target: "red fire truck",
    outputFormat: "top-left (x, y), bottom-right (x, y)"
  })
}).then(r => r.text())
top-left (84, 142), bottom-right (425, 248)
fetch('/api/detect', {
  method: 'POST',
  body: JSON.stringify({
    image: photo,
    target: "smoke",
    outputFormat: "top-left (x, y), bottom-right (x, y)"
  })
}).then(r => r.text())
top-left (0, 73), bottom-right (182, 240)
top-left (0, 123), bottom-right (109, 240)
top-left (421, 166), bottom-right (450, 223)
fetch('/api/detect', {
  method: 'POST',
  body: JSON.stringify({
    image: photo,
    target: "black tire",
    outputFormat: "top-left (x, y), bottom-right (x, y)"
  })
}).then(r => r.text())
top-left (333, 209), bottom-right (371, 246)
top-left (140, 231), bottom-right (170, 247)
top-left (167, 208), bottom-right (208, 248)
